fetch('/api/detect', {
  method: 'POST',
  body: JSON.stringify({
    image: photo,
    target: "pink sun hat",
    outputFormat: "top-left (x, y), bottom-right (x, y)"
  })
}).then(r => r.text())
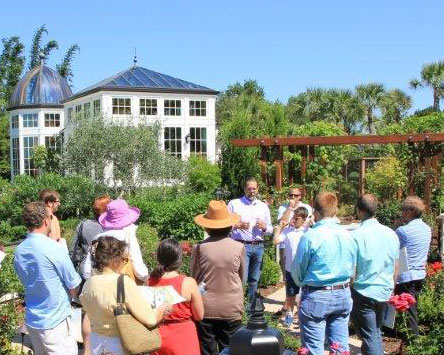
top-left (98, 199), bottom-right (140, 230)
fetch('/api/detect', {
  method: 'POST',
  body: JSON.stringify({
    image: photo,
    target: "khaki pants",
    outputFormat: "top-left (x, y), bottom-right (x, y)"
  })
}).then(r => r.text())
top-left (27, 317), bottom-right (77, 355)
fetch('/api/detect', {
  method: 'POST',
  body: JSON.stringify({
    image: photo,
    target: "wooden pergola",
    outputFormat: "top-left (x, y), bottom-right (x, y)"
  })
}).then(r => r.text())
top-left (232, 133), bottom-right (444, 211)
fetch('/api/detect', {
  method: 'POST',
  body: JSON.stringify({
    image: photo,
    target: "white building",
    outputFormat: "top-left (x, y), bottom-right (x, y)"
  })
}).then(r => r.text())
top-left (8, 63), bottom-right (219, 178)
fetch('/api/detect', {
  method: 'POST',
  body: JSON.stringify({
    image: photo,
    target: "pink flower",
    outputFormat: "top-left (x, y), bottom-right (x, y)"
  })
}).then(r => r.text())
top-left (340, 352), bottom-right (351, 355)
top-left (431, 262), bottom-right (443, 271)
top-left (330, 342), bottom-right (341, 351)
top-left (297, 347), bottom-right (309, 355)
top-left (388, 293), bottom-right (415, 312)
top-left (181, 241), bottom-right (192, 256)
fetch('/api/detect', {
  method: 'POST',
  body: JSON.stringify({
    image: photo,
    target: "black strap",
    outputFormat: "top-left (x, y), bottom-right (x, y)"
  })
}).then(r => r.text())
top-left (117, 274), bottom-right (126, 304)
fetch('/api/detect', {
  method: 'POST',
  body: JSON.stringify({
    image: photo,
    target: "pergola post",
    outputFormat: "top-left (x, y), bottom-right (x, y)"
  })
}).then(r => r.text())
top-left (274, 145), bottom-right (284, 191)
top-left (359, 158), bottom-right (366, 196)
top-left (301, 145), bottom-right (308, 198)
top-left (288, 145), bottom-right (295, 185)
top-left (259, 145), bottom-right (268, 187)
top-left (424, 142), bottom-right (432, 213)
top-left (407, 143), bottom-right (415, 196)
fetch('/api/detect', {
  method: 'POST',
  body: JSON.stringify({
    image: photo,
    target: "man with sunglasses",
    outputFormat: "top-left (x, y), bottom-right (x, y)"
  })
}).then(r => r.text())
top-left (273, 187), bottom-right (312, 318)
top-left (39, 189), bottom-right (63, 244)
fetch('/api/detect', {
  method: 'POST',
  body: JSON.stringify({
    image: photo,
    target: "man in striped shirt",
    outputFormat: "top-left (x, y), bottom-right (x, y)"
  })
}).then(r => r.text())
top-left (394, 196), bottom-right (431, 336)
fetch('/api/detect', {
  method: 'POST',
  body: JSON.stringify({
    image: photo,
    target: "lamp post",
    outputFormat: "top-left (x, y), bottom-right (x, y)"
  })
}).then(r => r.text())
top-left (220, 293), bottom-right (285, 355)
top-left (214, 187), bottom-right (228, 201)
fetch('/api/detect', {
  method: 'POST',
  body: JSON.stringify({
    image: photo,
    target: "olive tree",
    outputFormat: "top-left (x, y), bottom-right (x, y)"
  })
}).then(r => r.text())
top-left (63, 115), bottom-right (185, 193)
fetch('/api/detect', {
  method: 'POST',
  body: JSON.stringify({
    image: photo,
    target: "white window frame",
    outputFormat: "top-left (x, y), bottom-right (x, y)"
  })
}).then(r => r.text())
top-left (11, 115), bottom-right (19, 129)
top-left (189, 100), bottom-right (207, 117)
top-left (112, 97), bottom-right (132, 115)
top-left (23, 136), bottom-right (38, 176)
top-left (84, 102), bottom-right (91, 119)
top-left (189, 127), bottom-right (207, 157)
top-left (45, 135), bottom-right (60, 152)
top-left (44, 113), bottom-right (61, 127)
top-left (11, 137), bottom-right (20, 176)
top-left (93, 99), bottom-right (101, 116)
top-left (164, 100), bottom-right (181, 116)
top-left (140, 98), bottom-right (158, 116)
top-left (164, 127), bottom-right (182, 158)
top-left (23, 113), bottom-right (38, 128)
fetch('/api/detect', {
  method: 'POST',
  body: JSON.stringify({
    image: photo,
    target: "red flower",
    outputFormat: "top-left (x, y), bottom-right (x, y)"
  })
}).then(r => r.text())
top-left (297, 347), bottom-right (309, 355)
top-left (330, 342), bottom-right (341, 351)
top-left (388, 293), bottom-right (416, 312)
top-left (431, 262), bottom-right (443, 271)
top-left (181, 241), bottom-right (192, 256)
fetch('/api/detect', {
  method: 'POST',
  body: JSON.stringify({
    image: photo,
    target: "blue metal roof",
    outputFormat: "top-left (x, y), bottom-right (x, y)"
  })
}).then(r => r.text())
top-left (9, 65), bottom-right (72, 109)
top-left (66, 66), bottom-right (218, 101)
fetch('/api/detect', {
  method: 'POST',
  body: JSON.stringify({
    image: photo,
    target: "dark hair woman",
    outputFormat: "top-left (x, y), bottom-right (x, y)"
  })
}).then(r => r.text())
top-left (148, 238), bottom-right (204, 355)
top-left (80, 236), bottom-right (171, 355)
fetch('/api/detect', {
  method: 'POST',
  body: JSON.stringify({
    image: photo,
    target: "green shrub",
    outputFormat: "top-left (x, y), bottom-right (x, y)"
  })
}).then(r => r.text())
top-left (60, 218), bottom-right (81, 246)
top-left (375, 200), bottom-right (401, 228)
top-left (137, 223), bottom-right (160, 273)
top-left (186, 156), bottom-right (221, 193)
top-left (0, 223), bottom-right (26, 246)
top-left (366, 157), bottom-right (406, 201)
top-left (0, 249), bottom-right (23, 297)
top-left (0, 301), bottom-right (21, 354)
top-left (259, 253), bottom-right (280, 288)
top-left (129, 192), bottom-right (210, 241)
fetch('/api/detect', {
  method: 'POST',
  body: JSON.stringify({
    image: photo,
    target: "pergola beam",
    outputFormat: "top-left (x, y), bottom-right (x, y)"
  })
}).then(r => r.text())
top-left (232, 133), bottom-right (444, 147)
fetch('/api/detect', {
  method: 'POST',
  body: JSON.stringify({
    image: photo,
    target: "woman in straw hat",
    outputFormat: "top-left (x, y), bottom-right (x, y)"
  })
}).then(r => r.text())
top-left (191, 200), bottom-right (245, 355)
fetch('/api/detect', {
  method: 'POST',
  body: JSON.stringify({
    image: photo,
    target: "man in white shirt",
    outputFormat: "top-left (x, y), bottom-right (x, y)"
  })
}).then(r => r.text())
top-left (228, 177), bottom-right (273, 307)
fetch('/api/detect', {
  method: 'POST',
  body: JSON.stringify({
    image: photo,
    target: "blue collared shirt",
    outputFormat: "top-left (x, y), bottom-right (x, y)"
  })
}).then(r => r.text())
top-left (14, 233), bottom-right (82, 329)
top-left (228, 196), bottom-right (273, 242)
top-left (291, 218), bottom-right (357, 287)
top-left (396, 218), bottom-right (431, 284)
top-left (352, 218), bottom-right (400, 302)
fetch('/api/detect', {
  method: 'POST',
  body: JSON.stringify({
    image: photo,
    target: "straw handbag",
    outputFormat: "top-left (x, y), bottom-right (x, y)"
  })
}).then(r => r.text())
top-left (113, 274), bottom-right (161, 354)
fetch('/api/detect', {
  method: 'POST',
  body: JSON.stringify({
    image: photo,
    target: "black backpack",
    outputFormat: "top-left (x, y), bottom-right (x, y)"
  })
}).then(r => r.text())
top-left (70, 220), bottom-right (86, 271)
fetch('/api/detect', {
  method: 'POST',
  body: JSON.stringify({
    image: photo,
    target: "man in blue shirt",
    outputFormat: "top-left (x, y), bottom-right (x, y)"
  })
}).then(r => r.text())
top-left (394, 196), bottom-right (431, 336)
top-left (292, 192), bottom-right (357, 355)
top-left (351, 194), bottom-right (399, 355)
top-left (228, 176), bottom-right (273, 307)
top-left (14, 202), bottom-right (81, 355)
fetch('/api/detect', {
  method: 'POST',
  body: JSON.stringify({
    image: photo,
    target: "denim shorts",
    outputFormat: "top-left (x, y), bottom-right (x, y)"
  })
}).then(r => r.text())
top-left (285, 271), bottom-right (300, 297)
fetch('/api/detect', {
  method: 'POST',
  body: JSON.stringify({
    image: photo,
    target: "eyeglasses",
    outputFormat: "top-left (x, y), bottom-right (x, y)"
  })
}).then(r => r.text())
top-left (289, 194), bottom-right (301, 197)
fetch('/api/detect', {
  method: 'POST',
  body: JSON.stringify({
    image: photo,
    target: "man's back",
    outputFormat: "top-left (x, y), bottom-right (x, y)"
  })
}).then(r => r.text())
top-left (352, 219), bottom-right (399, 301)
top-left (14, 233), bottom-right (80, 329)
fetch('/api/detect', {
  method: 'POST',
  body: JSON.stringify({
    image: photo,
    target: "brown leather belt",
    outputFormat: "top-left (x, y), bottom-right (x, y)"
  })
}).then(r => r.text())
top-left (304, 283), bottom-right (350, 291)
top-left (236, 240), bottom-right (264, 245)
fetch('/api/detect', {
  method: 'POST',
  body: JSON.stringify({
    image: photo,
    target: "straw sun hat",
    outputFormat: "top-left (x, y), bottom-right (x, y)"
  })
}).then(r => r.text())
top-left (194, 200), bottom-right (240, 229)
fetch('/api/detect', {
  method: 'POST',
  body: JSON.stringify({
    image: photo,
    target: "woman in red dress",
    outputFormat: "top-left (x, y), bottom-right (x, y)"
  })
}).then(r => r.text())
top-left (148, 239), bottom-right (204, 355)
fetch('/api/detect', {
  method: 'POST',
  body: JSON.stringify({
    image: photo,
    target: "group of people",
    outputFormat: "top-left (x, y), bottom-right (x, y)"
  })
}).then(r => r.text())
top-left (12, 178), bottom-right (432, 355)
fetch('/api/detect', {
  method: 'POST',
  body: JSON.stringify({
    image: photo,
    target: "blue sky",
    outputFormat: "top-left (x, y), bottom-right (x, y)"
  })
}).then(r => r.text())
top-left (1, 0), bottom-right (444, 112)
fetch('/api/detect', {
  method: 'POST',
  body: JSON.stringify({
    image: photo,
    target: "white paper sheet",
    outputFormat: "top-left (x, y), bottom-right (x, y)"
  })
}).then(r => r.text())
top-left (398, 247), bottom-right (409, 274)
top-left (139, 285), bottom-right (186, 309)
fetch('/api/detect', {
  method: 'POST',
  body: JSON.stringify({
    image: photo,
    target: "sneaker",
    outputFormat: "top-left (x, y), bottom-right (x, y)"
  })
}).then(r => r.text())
top-left (284, 313), bottom-right (294, 327)
top-left (272, 308), bottom-right (287, 319)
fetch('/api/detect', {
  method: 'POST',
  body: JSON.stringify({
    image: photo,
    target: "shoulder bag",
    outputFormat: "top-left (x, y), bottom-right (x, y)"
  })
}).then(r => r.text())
top-left (114, 274), bottom-right (161, 354)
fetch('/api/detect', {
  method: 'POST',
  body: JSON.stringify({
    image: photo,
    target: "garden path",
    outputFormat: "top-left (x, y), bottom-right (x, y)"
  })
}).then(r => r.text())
top-left (262, 285), bottom-right (363, 355)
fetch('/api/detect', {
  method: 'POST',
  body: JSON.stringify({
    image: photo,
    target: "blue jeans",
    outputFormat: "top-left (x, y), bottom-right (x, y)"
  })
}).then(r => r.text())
top-left (351, 288), bottom-right (385, 355)
top-left (299, 286), bottom-right (353, 355)
top-left (244, 244), bottom-right (264, 306)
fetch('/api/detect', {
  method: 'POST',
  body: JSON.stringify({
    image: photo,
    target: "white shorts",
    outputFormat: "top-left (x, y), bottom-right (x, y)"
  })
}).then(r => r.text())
top-left (27, 317), bottom-right (77, 355)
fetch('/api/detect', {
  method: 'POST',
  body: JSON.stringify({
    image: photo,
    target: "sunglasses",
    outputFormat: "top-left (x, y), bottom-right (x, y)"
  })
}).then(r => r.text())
top-left (289, 193), bottom-right (301, 197)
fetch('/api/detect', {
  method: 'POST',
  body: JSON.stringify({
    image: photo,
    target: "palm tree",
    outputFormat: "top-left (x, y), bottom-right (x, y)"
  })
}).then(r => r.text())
top-left (56, 44), bottom-right (80, 84)
top-left (409, 61), bottom-right (444, 111)
top-left (356, 83), bottom-right (385, 134)
top-left (326, 89), bottom-right (365, 134)
top-left (380, 89), bottom-right (412, 123)
top-left (28, 25), bottom-right (58, 69)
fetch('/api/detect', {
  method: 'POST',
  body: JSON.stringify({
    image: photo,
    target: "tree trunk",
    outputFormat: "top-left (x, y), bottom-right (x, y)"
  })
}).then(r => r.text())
top-left (367, 108), bottom-right (375, 134)
top-left (433, 89), bottom-right (440, 111)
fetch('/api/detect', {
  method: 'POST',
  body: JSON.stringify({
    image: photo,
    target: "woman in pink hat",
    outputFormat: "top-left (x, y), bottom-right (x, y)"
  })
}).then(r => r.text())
top-left (81, 199), bottom-right (149, 283)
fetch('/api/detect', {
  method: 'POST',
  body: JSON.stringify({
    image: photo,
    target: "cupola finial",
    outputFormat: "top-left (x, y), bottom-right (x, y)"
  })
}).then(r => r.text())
top-left (133, 48), bottom-right (137, 67)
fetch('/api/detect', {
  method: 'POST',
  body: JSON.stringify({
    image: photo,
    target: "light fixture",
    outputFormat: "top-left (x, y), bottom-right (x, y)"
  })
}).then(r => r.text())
top-left (185, 133), bottom-right (191, 144)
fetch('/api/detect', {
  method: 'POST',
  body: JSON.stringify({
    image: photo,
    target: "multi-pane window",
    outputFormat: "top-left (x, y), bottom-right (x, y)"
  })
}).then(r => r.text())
top-left (23, 136), bottom-right (38, 176)
top-left (93, 99), bottom-right (101, 116)
top-left (23, 113), bottom-right (38, 128)
top-left (11, 115), bottom-right (19, 129)
top-left (190, 127), bottom-right (207, 157)
top-left (84, 102), bottom-right (91, 119)
top-left (112, 98), bottom-right (131, 114)
top-left (140, 99), bottom-right (158, 116)
top-left (164, 127), bottom-right (182, 158)
top-left (44, 113), bottom-right (60, 127)
top-left (11, 137), bottom-right (20, 176)
top-left (45, 136), bottom-right (60, 153)
top-left (189, 101), bottom-right (207, 117)
top-left (164, 100), bottom-right (181, 116)
top-left (75, 104), bottom-right (82, 116)
top-left (67, 107), bottom-right (73, 121)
